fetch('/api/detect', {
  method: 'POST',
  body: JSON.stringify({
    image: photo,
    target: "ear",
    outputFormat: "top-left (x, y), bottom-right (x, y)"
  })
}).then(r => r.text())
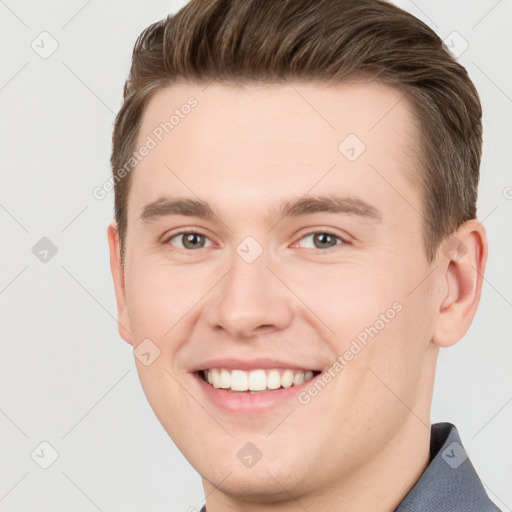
top-left (432, 219), bottom-right (488, 347)
top-left (107, 221), bottom-right (133, 345)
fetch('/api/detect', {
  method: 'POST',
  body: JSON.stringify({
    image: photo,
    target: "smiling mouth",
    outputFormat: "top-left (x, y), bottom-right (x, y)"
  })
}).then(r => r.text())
top-left (198, 368), bottom-right (321, 393)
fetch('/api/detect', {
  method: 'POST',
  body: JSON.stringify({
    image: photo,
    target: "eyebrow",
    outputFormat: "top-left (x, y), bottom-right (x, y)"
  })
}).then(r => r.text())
top-left (139, 194), bottom-right (382, 224)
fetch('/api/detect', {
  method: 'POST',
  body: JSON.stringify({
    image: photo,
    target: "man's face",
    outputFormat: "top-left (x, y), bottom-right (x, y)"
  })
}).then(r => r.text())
top-left (110, 81), bottom-right (443, 500)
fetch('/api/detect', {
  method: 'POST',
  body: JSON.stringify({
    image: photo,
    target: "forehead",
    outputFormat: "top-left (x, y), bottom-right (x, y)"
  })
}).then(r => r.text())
top-left (128, 80), bottom-right (421, 222)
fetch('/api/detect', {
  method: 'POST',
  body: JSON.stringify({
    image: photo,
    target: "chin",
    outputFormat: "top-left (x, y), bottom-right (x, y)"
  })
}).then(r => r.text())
top-left (198, 451), bottom-right (313, 504)
top-left (204, 469), bottom-right (302, 504)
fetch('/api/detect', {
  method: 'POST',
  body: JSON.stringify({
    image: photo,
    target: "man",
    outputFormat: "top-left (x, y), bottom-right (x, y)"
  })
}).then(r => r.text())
top-left (107, 0), bottom-right (501, 510)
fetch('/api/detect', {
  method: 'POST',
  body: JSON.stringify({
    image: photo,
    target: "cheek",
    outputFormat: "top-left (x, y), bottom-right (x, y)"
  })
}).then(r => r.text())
top-left (293, 262), bottom-right (421, 413)
top-left (286, 261), bottom-right (399, 345)
top-left (124, 260), bottom-right (199, 340)
top-left (343, 288), bottom-right (435, 433)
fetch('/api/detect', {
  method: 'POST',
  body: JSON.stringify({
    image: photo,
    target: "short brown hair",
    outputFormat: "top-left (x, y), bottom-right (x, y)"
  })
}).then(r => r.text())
top-left (111, 0), bottom-right (482, 264)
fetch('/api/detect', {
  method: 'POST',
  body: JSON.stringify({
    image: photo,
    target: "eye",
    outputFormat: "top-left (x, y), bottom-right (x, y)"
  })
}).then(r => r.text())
top-left (166, 231), bottom-right (213, 250)
top-left (164, 230), bottom-right (346, 252)
top-left (295, 231), bottom-right (346, 250)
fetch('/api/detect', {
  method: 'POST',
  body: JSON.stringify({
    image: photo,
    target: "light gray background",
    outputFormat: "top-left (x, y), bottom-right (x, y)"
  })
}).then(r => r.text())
top-left (1, 1), bottom-right (511, 511)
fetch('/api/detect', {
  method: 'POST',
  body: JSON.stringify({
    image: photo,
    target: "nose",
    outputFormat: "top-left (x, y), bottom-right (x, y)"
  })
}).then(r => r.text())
top-left (203, 247), bottom-right (294, 339)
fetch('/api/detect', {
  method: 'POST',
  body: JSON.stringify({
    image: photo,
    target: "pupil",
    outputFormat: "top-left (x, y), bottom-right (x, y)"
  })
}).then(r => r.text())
top-left (315, 233), bottom-right (335, 248)
top-left (181, 233), bottom-right (336, 250)
top-left (184, 233), bottom-right (203, 249)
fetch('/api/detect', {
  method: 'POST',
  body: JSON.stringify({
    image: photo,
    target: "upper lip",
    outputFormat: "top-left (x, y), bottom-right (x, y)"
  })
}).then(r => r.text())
top-left (190, 357), bottom-right (322, 373)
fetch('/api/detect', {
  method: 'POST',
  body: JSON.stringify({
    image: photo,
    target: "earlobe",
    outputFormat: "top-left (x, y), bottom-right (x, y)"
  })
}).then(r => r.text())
top-left (432, 221), bottom-right (488, 348)
top-left (107, 221), bottom-right (133, 345)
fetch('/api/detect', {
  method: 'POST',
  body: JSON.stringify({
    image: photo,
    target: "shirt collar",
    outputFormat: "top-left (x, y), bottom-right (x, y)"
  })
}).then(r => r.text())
top-left (394, 422), bottom-right (500, 511)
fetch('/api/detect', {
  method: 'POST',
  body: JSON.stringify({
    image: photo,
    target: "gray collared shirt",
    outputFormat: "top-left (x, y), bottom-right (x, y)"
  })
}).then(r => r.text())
top-left (395, 422), bottom-right (501, 511)
top-left (199, 422), bottom-right (501, 511)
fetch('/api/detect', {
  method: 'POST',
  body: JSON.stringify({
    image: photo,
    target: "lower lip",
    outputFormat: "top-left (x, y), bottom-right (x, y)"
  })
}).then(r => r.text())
top-left (192, 372), bottom-right (319, 414)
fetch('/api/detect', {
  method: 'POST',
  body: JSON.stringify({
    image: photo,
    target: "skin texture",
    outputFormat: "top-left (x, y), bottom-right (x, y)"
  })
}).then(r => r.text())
top-left (107, 81), bottom-right (487, 511)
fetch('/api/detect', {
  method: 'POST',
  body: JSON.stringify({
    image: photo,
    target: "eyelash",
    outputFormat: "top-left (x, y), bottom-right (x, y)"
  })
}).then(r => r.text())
top-left (163, 230), bottom-right (348, 252)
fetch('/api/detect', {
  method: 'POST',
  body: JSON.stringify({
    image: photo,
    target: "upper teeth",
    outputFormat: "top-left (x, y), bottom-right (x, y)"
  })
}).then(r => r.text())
top-left (204, 368), bottom-right (315, 391)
